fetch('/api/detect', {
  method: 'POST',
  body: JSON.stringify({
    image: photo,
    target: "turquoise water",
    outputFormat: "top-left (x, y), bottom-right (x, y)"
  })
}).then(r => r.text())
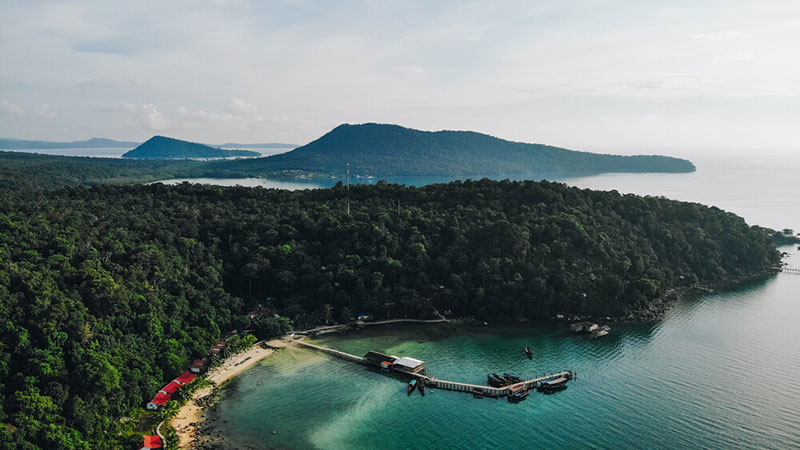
top-left (216, 246), bottom-right (800, 449)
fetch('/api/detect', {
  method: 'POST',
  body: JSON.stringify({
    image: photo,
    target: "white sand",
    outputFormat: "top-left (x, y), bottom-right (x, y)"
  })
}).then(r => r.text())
top-left (171, 340), bottom-right (286, 448)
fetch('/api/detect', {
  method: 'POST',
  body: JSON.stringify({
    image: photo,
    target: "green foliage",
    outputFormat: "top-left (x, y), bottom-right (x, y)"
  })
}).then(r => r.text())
top-left (0, 178), bottom-right (780, 448)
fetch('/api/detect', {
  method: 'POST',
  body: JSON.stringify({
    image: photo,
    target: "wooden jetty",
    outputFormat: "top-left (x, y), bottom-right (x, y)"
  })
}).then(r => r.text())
top-left (286, 337), bottom-right (573, 399)
top-left (780, 266), bottom-right (800, 275)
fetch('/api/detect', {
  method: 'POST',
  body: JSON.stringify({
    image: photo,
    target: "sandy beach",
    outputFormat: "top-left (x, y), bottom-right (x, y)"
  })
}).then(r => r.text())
top-left (172, 339), bottom-right (288, 449)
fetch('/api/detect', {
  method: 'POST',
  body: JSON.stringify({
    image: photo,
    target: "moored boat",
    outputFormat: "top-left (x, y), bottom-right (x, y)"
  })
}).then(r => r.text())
top-left (491, 373), bottom-right (510, 386)
top-left (487, 374), bottom-right (503, 387)
top-left (407, 379), bottom-right (417, 395)
top-left (537, 376), bottom-right (568, 394)
top-left (418, 381), bottom-right (425, 396)
top-left (503, 373), bottom-right (522, 383)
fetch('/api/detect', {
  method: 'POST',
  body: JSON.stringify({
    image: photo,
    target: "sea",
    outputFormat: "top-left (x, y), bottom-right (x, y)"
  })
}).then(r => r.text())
top-left (7, 147), bottom-right (800, 448)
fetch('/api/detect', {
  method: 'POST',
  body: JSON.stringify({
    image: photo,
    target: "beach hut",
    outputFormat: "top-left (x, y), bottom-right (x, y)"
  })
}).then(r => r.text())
top-left (146, 392), bottom-right (171, 410)
top-left (190, 359), bottom-right (207, 374)
top-left (210, 340), bottom-right (226, 355)
top-left (175, 371), bottom-right (198, 385)
top-left (139, 435), bottom-right (162, 449)
top-left (159, 381), bottom-right (182, 396)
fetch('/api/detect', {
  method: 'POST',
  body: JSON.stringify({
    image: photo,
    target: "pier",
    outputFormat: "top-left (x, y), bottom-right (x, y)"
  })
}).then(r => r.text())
top-left (285, 337), bottom-right (573, 399)
top-left (292, 317), bottom-right (449, 336)
top-left (780, 266), bottom-right (800, 275)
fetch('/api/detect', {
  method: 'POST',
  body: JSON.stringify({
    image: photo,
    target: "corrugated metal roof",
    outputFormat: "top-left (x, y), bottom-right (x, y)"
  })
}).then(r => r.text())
top-left (175, 371), bottom-right (198, 384)
top-left (150, 392), bottom-right (170, 405)
top-left (393, 357), bottom-right (424, 368)
top-left (142, 434), bottom-right (162, 448)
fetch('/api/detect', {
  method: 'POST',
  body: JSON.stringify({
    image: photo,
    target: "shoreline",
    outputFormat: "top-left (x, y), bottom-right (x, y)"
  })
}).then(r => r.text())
top-left (171, 339), bottom-right (287, 449)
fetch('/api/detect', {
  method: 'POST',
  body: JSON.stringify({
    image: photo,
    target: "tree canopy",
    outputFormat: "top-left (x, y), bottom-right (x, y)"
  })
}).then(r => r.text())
top-left (0, 179), bottom-right (780, 448)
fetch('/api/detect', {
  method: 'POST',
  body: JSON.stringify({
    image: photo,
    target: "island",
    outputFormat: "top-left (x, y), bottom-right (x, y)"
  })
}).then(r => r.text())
top-left (122, 135), bottom-right (261, 159)
top-left (212, 123), bottom-right (697, 177)
top-left (0, 137), bottom-right (140, 149)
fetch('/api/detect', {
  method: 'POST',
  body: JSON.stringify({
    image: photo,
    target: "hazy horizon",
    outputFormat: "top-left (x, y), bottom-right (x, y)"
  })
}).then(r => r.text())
top-left (3, 0), bottom-right (800, 156)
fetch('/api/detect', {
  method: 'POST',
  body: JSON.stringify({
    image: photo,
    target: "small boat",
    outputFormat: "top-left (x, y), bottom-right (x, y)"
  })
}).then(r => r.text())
top-left (503, 373), bottom-right (522, 383)
top-left (525, 346), bottom-right (533, 359)
top-left (418, 381), bottom-right (425, 396)
top-left (537, 376), bottom-right (568, 394)
top-left (407, 379), bottom-right (417, 395)
top-left (508, 390), bottom-right (529, 403)
top-left (487, 373), bottom-right (506, 387)
top-left (491, 373), bottom-right (510, 386)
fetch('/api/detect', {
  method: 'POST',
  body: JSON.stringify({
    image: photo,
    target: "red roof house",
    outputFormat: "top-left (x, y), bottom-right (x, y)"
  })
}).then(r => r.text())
top-left (159, 381), bottom-right (182, 395)
top-left (210, 341), bottom-right (225, 354)
top-left (139, 434), bottom-right (162, 449)
top-left (190, 359), bottom-right (207, 373)
top-left (175, 371), bottom-right (198, 385)
top-left (146, 392), bottom-right (171, 410)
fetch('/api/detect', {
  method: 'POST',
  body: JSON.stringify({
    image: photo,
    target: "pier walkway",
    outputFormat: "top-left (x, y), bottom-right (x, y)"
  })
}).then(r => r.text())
top-left (780, 266), bottom-right (800, 275)
top-left (285, 337), bottom-right (573, 398)
top-left (292, 316), bottom-right (449, 336)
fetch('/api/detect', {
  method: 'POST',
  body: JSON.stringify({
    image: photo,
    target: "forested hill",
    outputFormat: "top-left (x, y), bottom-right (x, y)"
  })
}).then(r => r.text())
top-left (0, 179), bottom-right (779, 448)
top-left (211, 123), bottom-right (696, 176)
top-left (122, 136), bottom-right (260, 159)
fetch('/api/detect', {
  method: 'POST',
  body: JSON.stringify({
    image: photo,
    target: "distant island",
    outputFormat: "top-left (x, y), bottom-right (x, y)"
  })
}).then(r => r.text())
top-left (122, 136), bottom-right (261, 159)
top-left (218, 142), bottom-right (297, 149)
top-left (0, 137), bottom-right (139, 149)
top-left (212, 123), bottom-right (696, 177)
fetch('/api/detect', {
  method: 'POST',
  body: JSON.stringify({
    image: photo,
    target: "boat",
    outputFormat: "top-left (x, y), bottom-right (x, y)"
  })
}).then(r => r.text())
top-left (491, 373), bottom-right (510, 386)
top-left (407, 379), bottom-right (417, 395)
top-left (537, 376), bottom-right (568, 394)
top-left (418, 381), bottom-right (425, 396)
top-left (487, 373), bottom-right (506, 387)
top-left (507, 384), bottom-right (529, 402)
top-left (503, 373), bottom-right (522, 383)
top-left (525, 346), bottom-right (533, 359)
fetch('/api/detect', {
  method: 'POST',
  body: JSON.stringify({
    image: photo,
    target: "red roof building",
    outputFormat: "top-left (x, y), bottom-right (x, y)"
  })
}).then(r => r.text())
top-left (190, 359), bottom-right (207, 373)
top-left (146, 392), bottom-right (171, 410)
top-left (139, 434), bottom-right (162, 449)
top-left (160, 381), bottom-right (182, 395)
top-left (175, 371), bottom-right (198, 385)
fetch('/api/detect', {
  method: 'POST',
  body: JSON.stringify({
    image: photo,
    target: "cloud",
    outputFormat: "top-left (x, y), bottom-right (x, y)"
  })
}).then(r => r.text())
top-left (691, 31), bottom-right (750, 40)
top-left (392, 64), bottom-right (427, 78)
top-left (137, 103), bottom-right (168, 131)
top-left (80, 77), bottom-right (150, 88)
top-left (713, 53), bottom-right (756, 62)
top-left (72, 35), bottom-right (151, 55)
top-left (225, 97), bottom-right (258, 115)
top-left (1, 99), bottom-right (25, 116)
top-left (32, 104), bottom-right (58, 119)
top-left (178, 99), bottom-right (297, 131)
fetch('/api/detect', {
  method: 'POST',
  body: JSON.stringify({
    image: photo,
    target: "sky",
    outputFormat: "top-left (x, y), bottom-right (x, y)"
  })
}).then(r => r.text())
top-left (1, 0), bottom-right (800, 155)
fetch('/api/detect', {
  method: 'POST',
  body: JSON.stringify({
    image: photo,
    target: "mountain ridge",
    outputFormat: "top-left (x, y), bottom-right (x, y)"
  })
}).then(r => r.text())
top-left (211, 123), bottom-right (696, 177)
